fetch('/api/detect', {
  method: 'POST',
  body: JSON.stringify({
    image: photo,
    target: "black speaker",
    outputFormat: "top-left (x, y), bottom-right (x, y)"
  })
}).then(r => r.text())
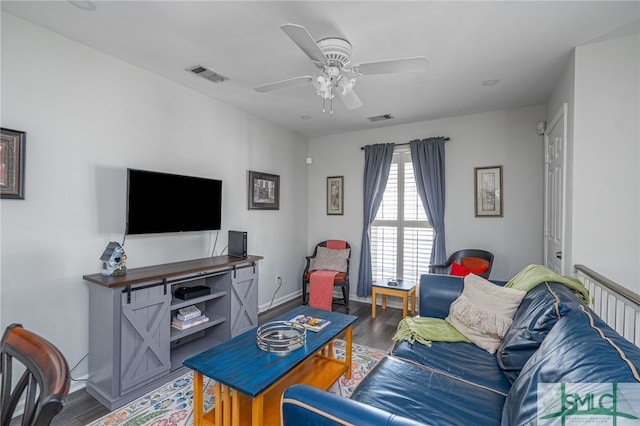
top-left (174, 285), bottom-right (210, 300)
top-left (228, 230), bottom-right (247, 258)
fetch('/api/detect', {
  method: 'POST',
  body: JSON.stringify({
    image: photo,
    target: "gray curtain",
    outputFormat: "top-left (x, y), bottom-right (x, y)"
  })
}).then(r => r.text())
top-left (357, 143), bottom-right (395, 297)
top-left (410, 137), bottom-right (447, 267)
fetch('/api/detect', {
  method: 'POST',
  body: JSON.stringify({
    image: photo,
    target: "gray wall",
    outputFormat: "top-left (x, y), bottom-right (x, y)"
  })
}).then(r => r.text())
top-left (572, 34), bottom-right (640, 292)
top-left (307, 105), bottom-right (547, 286)
top-left (0, 13), bottom-right (308, 390)
top-left (547, 33), bottom-right (640, 293)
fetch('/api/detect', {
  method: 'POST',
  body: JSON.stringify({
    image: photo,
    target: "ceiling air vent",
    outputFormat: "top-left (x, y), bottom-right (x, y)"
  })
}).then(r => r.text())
top-left (187, 65), bottom-right (229, 83)
top-left (366, 114), bottom-right (394, 122)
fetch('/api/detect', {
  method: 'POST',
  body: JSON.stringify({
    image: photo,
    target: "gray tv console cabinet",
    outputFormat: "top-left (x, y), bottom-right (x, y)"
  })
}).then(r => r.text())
top-left (82, 255), bottom-right (262, 410)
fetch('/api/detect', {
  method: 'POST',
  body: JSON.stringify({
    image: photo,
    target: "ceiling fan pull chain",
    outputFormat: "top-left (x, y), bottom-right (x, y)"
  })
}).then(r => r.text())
top-left (330, 76), bottom-right (334, 115)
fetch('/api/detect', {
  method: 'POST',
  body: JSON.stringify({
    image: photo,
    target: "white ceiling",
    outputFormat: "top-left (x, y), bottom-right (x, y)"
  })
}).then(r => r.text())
top-left (2, 1), bottom-right (639, 138)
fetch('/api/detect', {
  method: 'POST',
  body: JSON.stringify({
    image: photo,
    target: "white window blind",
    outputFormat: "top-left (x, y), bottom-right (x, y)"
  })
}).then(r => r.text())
top-left (371, 150), bottom-right (433, 283)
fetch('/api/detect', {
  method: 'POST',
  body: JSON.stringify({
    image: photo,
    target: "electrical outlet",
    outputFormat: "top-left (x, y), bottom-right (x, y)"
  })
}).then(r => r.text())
top-left (276, 274), bottom-right (282, 285)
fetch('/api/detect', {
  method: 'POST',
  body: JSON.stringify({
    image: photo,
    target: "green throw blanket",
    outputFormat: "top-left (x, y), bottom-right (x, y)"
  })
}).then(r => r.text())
top-left (392, 264), bottom-right (591, 346)
top-left (392, 317), bottom-right (471, 347)
top-left (505, 264), bottom-right (590, 303)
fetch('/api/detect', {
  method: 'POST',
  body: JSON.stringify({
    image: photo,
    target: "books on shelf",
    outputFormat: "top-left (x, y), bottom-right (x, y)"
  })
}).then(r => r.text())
top-left (172, 314), bottom-right (209, 330)
top-left (177, 305), bottom-right (201, 321)
top-left (290, 314), bottom-right (330, 332)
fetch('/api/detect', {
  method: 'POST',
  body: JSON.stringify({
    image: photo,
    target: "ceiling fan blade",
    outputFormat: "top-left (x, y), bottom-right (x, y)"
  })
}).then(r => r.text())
top-left (338, 87), bottom-right (363, 110)
top-left (254, 76), bottom-right (312, 93)
top-left (281, 23), bottom-right (328, 64)
top-left (353, 57), bottom-right (429, 75)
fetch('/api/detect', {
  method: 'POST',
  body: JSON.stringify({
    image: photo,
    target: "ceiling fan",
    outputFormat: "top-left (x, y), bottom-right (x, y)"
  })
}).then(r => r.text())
top-left (254, 24), bottom-right (429, 114)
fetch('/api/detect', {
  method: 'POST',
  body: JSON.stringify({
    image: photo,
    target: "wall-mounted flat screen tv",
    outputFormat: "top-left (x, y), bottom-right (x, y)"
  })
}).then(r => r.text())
top-left (126, 168), bottom-right (222, 235)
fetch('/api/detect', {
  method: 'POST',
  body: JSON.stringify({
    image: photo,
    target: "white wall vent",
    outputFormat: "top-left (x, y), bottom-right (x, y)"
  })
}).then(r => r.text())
top-left (187, 65), bottom-right (228, 83)
top-left (366, 114), bottom-right (394, 122)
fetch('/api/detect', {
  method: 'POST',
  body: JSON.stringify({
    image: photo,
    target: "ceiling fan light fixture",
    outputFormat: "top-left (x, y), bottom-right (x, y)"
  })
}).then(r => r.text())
top-left (337, 75), bottom-right (356, 95)
top-left (313, 75), bottom-right (333, 99)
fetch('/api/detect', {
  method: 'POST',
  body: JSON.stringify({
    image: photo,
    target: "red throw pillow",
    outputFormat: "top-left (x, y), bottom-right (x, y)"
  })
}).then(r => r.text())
top-left (450, 261), bottom-right (470, 276)
top-left (450, 261), bottom-right (488, 277)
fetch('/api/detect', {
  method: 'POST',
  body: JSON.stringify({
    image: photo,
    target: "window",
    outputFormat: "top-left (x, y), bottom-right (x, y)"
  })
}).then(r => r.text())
top-left (371, 149), bottom-right (434, 283)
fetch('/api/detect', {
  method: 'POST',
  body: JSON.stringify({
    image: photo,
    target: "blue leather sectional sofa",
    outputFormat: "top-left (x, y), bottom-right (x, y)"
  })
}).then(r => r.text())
top-left (282, 274), bottom-right (640, 425)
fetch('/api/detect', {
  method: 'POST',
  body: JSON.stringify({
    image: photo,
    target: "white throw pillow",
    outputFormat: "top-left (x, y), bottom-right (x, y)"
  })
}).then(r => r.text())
top-left (446, 274), bottom-right (526, 354)
top-left (312, 246), bottom-right (350, 272)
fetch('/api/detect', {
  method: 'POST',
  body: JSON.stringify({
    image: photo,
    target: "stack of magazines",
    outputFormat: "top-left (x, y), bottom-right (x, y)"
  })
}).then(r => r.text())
top-left (172, 305), bottom-right (209, 330)
top-left (290, 314), bottom-right (330, 332)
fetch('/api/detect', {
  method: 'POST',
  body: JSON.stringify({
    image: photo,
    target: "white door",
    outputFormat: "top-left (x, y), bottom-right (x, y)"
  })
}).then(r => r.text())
top-left (544, 104), bottom-right (568, 274)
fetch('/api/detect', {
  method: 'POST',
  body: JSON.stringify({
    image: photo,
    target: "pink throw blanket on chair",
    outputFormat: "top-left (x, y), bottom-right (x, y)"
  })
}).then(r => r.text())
top-left (309, 270), bottom-right (338, 311)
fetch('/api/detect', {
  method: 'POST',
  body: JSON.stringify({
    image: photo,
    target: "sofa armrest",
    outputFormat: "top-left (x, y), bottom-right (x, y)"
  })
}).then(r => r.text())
top-left (282, 384), bottom-right (423, 426)
top-left (419, 274), bottom-right (508, 318)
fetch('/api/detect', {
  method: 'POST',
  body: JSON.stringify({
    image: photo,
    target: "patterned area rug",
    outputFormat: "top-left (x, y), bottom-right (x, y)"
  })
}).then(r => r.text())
top-left (88, 340), bottom-right (385, 426)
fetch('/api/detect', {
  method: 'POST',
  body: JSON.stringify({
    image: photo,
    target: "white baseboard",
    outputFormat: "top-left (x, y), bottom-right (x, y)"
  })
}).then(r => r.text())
top-left (258, 290), bottom-right (303, 314)
top-left (69, 374), bottom-right (89, 394)
top-left (262, 291), bottom-right (410, 312)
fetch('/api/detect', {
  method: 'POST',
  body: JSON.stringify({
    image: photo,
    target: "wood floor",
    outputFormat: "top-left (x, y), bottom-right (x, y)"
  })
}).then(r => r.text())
top-left (28, 299), bottom-right (402, 426)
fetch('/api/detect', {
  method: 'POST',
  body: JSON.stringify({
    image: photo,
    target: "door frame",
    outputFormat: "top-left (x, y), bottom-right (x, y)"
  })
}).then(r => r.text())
top-left (543, 103), bottom-right (568, 274)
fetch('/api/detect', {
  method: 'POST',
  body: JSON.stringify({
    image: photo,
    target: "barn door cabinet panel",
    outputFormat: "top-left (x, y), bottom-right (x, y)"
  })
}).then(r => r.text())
top-left (230, 263), bottom-right (259, 336)
top-left (83, 255), bottom-right (262, 410)
top-left (120, 285), bottom-right (171, 394)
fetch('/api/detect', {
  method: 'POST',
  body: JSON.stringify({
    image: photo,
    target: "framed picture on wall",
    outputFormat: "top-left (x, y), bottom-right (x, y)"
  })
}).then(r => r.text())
top-left (1, 128), bottom-right (26, 200)
top-left (474, 166), bottom-right (503, 217)
top-left (327, 176), bottom-right (344, 215)
top-left (248, 170), bottom-right (280, 210)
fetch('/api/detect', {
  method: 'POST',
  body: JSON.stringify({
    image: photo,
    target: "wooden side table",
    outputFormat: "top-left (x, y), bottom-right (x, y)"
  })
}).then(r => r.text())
top-left (371, 280), bottom-right (416, 318)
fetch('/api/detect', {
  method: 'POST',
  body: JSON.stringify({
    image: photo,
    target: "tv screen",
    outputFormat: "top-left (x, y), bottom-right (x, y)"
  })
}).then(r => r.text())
top-left (126, 168), bottom-right (222, 235)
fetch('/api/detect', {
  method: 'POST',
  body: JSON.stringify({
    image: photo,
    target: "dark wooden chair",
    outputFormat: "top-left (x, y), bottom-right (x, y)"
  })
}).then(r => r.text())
top-left (302, 241), bottom-right (351, 313)
top-left (1, 324), bottom-right (70, 426)
top-left (428, 249), bottom-right (494, 279)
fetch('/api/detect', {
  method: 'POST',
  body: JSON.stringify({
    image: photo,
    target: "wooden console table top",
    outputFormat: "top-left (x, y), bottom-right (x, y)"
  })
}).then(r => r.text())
top-left (83, 255), bottom-right (263, 288)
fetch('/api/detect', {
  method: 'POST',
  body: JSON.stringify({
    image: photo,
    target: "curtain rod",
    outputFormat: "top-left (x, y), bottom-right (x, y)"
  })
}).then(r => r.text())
top-left (360, 137), bottom-right (450, 150)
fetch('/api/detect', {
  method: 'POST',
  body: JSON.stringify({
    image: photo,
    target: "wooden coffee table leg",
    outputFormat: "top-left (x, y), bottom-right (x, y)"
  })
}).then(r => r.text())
top-left (251, 394), bottom-right (264, 426)
top-left (231, 388), bottom-right (240, 426)
top-left (224, 385), bottom-right (231, 426)
top-left (345, 325), bottom-right (353, 380)
top-left (193, 372), bottom-right (203, 426)
top-left (214, 381), bottom-right (222, 426)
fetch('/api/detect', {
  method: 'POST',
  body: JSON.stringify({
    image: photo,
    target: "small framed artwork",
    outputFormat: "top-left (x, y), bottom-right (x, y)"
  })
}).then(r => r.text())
top-left (474, 166), bottom-right (503, 217)
top-left (1, 128), bottom-right (26, 200)
top-left (248, 170), bottom-right (280, 210)
top-left (327, 176), bottom-right (344, 215)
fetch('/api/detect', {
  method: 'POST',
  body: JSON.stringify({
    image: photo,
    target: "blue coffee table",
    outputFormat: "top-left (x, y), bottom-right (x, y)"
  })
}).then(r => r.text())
top-left (184, 305), bottom-right (357, 426)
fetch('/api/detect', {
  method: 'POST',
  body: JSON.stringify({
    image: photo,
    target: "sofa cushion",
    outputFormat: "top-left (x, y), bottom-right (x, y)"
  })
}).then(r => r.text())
top-left (446, 274), bottom-right (526, 353)
top-left (497, 282), bottom-right (584, 383)
top-left (283, 384), bottom-right (424, 426)
top-left (502, 305), bottom-right (640, 426)
top-left (392, 340), bottom-right (511, 394)
top-left (351, 356), bottom-right (507, 425)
